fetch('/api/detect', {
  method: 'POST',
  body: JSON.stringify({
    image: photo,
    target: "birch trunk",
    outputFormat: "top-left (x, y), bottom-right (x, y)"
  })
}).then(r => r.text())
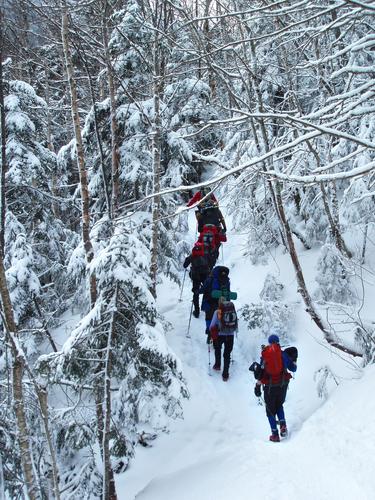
top-left (102, 285), bottom-right (118, 500)
top-left (0, 15), bottom-right (40, 498)
top-left (61, 0), bottom-right (97, 306)
top-left (0, 262), bottom-right (39, 498)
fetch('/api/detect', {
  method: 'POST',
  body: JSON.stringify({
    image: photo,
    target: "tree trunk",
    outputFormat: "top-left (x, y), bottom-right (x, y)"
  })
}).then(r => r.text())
top-left (102, 285), bottom-right (118, 500)
top-left (274, 181), bottom-right (361, 357)
top-left (37, 387), bottom-right (61, 500)
top-left (150, 37), bottom-right (162, 299)
top-left (0, 264), bottom-right (40, 498)
top-left (0, 13), bottom-right (6, 258)
top-left (61, 0), bottom-right (97, 307)
top-left (102, 3), bottom-right (120, 219)
top-left (0, 13), bottom-right (40, 498)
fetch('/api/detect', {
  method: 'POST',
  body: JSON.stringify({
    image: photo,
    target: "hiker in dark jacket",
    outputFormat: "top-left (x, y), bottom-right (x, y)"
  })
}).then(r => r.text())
top-left (254, 334), bottom-right (297, 442)
top-left (197, 200), bottom-right (226, 234)
top-left (210, 299), bottom-right (238, 381)
top-left (200, 266), bottom-right (230, 343)
top-left (183, 242), bottom-right (210, 318)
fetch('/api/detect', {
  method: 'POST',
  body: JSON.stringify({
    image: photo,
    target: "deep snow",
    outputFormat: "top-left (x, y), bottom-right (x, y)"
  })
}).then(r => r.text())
top-left (116, 210), bottom-right (375, 500)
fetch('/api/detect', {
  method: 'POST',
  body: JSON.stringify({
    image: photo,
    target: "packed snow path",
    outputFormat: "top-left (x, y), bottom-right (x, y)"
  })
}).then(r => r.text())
top-left (117, 215), bottom-right (375, 500)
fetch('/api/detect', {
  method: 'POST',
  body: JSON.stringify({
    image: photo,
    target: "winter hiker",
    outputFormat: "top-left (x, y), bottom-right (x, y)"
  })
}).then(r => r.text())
top-left (197, 199), bottom-right (226, 234)
top-left (197, 224), bottom-right (226, 268)
top-left (253, 334), bottom-right (297, 442)
top-left (183, 241), bottom-right (211, 318)
top-left (209, 299), bottom-right (238, 381)
top-left (187, 186), bottom-right (218, 208)
top-left (200, 265), bottom-right (230, 343)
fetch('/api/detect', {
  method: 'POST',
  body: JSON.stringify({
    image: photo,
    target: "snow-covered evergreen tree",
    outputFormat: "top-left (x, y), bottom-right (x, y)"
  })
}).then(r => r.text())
top-left (315, 244), bottom-right (356, 305)
top-left (38, 219), bottom-right (187, 496)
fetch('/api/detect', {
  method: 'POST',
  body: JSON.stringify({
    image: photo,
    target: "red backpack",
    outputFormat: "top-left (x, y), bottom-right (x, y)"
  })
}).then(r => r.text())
top-left (191, 242), bottom-right (205, 258)
top-left (262, 344), bottom-right (284, 384)
top-left (198, 224), bottom-right (219, 250)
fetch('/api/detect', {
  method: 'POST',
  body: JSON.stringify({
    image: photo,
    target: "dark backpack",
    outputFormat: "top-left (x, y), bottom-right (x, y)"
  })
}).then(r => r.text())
top-left (220, 301), bottom-right (238, 334)
top-left (191, 255), bottom-right (209, 278)
top-left (199, 203), bottom-right (221, 227)
top-left (284, 346), bottom-right (298, 362)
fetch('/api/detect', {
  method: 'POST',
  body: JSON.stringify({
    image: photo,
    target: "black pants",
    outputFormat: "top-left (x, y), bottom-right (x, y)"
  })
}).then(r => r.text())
top-left (213, 335), bottom-right (234, 376)
top-left (263, 383), bottom-right (289, 417)
top-left (192, 276), bottom-right (207, 312)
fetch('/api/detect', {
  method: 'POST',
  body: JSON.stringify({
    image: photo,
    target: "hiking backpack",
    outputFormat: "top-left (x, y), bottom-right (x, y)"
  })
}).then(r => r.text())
top-left (199, 202), bottom-right (221, 227)
top-left (220, 301), bottom-right (238, 334)
top-left (261, 343), bottom-right (284, 384)
top-left (190, 243), bottom-right (210, 278)
top-left (199, 224), bottom-right (219, 250)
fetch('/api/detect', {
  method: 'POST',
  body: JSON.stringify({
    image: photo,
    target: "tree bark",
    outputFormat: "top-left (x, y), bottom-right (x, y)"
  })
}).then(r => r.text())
top-left (0, 261), bottom-right (40, 499)
top-left (274, 181), bottom-right (361, 357)
top-left (0, 12), bottom-right (6, 258)
top-left (0, 12), bottom-right (40, 498)
top-left (61, 0), bottom-right (97, 307)
top-left (150, 36), bottom-right (162, 299)
top-left (102, 2), bottom-right (120, 219)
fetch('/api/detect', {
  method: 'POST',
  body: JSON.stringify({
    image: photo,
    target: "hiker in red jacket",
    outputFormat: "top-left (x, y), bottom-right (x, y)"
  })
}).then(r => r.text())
top-left (254, 334), bottom-right (297, 442)
top-left (187, 187), bottom-right (217, 208)
top-left (187, 187), bottom-right (227, 234)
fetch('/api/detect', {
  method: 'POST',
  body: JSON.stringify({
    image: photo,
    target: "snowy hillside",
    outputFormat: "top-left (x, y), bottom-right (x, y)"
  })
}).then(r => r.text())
top-left (116, 213), bottom-right (375, 500)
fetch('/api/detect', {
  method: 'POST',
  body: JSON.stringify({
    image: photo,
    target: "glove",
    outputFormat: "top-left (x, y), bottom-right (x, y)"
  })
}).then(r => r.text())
top-left (254, 384), bottom-right (261, 397)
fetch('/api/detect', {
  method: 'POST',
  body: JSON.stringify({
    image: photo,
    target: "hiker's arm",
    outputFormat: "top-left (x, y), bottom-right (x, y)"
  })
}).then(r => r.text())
top-left (209, 311), bottom-right (219, 340)
top-left (183, 256), bottom-right (191, 268)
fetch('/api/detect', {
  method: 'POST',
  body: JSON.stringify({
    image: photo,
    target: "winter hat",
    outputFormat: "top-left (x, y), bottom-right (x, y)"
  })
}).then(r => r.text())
top-left (268, 334), bottom-right (280, 344)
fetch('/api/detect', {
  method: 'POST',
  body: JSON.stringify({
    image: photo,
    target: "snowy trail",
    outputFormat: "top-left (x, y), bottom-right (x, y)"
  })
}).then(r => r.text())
top-left (117, 218), bottom-right (375, 500)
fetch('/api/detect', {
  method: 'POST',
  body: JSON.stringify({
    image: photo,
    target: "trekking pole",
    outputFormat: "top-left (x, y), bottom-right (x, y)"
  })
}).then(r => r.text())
top-left (186, 301), bottom-right (193, 338)
top-left (208, 342), bottom-right (211, 374)
top-left (221, 244), bottom-right (224, 264)
top-left (179, 269), bottom-right (187, 302)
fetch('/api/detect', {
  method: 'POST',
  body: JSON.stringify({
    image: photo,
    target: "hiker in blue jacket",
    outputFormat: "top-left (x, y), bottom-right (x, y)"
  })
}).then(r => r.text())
top-left (200, 266), bottom-right (230, 343)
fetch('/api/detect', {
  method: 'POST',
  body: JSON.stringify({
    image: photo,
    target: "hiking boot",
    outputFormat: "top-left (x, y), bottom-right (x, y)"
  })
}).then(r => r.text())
top-left (280, 424), bottom-right (288, 438)
top-left (269, 432), bottom-right (280, 443)
top-left (193, 309), bottom-right (200, 318)
top-left (213, 364), bottom-right (221, 371)
top-left (222, 373), bottom-right (229, 381)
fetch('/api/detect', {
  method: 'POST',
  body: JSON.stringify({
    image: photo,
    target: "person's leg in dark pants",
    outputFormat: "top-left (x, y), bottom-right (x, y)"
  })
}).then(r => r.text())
top-left (276, 383), bottom-right (289, 436)
top-left (213, 337), bottom-right (223, 370)
top-left (192, 279), bottom-right (200, 317)
top-left (264, 386), bottom-right (282, 440)
top-left (222, 335), bottom-right (234, 379)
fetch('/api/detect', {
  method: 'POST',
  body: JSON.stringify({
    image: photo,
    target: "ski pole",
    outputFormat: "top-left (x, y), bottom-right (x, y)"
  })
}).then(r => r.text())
top-left (186, 300), bottom-right (193, 338)
top-left (179, 269), bottom-right (187, 302)
top-left (221, 244), bottom-right (224, 264)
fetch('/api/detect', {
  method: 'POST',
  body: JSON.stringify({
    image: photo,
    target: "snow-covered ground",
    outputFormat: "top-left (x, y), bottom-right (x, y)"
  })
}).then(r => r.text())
top-left (116, 213), bottom-right (375, 500)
